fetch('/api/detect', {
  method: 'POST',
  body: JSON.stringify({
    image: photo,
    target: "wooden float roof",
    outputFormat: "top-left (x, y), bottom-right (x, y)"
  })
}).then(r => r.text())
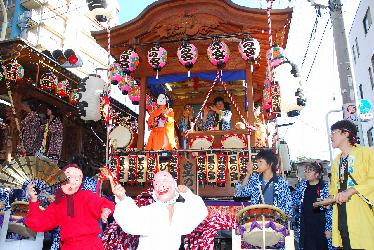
top-left (92, 0), bottom-right (292, 103)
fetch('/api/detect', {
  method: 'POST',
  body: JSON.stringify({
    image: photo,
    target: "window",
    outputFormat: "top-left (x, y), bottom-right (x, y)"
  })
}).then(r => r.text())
top-left (369, 67), bottom-right (374, 90)
top-left (355, 37), bottom-right (360, 57)
top-left (363, 7), bottom-right (372, 34)
top-left (368, 127), bottom-right (374, 147)
top-left (352, 45), bottom-right (356, 63)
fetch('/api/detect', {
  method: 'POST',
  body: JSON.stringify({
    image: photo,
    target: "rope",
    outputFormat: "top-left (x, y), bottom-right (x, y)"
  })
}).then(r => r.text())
top-left (105, 23), bottom-right (112, 163)
top-left (221, 81), bottom-right (254, 132)
top-left (192, 72), bottom-right (220, 126)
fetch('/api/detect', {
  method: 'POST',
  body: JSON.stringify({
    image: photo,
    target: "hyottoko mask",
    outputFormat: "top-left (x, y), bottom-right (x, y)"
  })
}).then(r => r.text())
top-left (61, 165), bottom-right (83, 195)
top-left (152, 171), bottom-right (179, 204)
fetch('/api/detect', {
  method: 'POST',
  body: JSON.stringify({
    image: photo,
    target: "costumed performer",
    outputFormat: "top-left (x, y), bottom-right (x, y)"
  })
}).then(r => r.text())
top-left (111, 171), bottom-right (208, 250)
top-left (329, 120), bottom-right (374, 249)
top-left (25, 164), bottom-right (115, 250)
top-left (146, 94), bottom-right (177, 150)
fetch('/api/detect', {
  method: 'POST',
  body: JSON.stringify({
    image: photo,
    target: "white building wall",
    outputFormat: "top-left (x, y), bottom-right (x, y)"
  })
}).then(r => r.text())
top-left (12, 0), bottom-right (120, 79)
top-left (349, 0), bottom-right (374, 146)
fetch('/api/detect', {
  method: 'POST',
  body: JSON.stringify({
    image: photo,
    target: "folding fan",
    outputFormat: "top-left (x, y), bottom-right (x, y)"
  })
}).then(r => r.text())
top-left (0, 156), bottom-right (67, 194)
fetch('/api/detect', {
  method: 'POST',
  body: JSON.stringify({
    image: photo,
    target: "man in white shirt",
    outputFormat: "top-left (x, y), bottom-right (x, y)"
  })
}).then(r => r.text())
top-left (111, 171), bottom-right (208, 250)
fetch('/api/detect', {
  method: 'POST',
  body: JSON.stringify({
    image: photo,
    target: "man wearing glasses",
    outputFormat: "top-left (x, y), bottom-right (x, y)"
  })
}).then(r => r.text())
top-left (329, 120), bottom-right (374, 250)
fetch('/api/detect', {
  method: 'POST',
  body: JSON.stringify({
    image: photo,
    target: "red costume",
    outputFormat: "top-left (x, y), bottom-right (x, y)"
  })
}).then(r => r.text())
top-left (25, 190), bottom-right (114, 250)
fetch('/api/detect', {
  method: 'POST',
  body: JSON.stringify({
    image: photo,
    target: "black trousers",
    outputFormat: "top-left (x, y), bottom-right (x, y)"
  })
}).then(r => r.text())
top-left (338, 203), bottom-right (352, 250)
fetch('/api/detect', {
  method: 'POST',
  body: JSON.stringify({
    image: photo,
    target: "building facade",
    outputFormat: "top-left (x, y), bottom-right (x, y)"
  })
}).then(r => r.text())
top-left (2, 0), bottom-right (119, 78)
top-left (349, 0), bottom-right (374, 146)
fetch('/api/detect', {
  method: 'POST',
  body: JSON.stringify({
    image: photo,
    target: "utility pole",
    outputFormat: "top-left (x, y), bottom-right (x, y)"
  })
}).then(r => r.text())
top-left (309, 0), bottom-right (364, 144)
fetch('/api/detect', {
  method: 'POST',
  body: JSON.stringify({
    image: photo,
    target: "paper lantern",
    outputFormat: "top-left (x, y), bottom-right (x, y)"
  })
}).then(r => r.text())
top-left (177, 41), bottom-right (198, 77)
top-left (56, 80), bottom-right (69, 97)
top-left (119, 48), bottom-right (139, 75)
top-left (108, 63), bottom-right (123, 85)
top-left (69, 89), bottom-right (79, 105)
top-left (273, 62), bottom-right (306, 117)
top-left (239, 37), bottom-right (260, 63)
top-left (5, 62), bottom-right (24, 81)
top-left (207, 39), bottom-right (229, 69)
top-left (128, 79), bottom-right (140, 105)
top-left (266, 46), bottom-right (286, 69)
top-left (147, 44), bottom-right (167, 79)
top-left (118, 75), bottom-right (132, 95)
top-left (39, 72), bottom-right (58, 90)
top-left (77, 75), bottom-right (107, 121)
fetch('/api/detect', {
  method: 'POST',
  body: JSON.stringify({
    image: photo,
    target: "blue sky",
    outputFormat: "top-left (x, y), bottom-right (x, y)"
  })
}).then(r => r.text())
top-left (118, 0), bottom-right (292, 23)
top-left (116, 0), bottom-right (360, 161)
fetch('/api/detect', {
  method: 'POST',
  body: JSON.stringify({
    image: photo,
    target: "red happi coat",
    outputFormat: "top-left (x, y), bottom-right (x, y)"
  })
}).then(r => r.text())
top-left (26, 190), bottom-right (115, 250)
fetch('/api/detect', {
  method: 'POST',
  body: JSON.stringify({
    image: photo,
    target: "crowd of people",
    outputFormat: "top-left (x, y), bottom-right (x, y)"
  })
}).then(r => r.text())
top-left (235, 120), bottom-right (374, 250)
top-left (0, 91), bottom-right (373, 250)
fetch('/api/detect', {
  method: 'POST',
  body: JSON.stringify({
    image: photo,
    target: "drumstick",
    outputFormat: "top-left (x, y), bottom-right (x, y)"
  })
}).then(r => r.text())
top-left (312, 196), bottom-right (335, 208)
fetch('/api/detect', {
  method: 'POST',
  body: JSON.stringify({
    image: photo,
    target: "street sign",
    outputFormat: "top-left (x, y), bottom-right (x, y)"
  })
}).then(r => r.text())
top-left (359, 99), bottom-right (372, 114)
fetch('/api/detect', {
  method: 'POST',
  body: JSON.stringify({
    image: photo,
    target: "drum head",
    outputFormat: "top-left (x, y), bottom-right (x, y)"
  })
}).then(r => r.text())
top-left (190, 137), bottom-right (213, 149)
top-left (221, 135), bottom-right (247, 149)
top-left (242, 225), bottom-right (284, 247)
top-left (109, 126), bottom-right (133, 148)
top-left (8, 222), bottom-right (36, 238)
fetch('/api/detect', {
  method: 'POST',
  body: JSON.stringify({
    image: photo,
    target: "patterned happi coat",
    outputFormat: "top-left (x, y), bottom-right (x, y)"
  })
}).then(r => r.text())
top-left (235, 172), bottom-right (293, 217)
top-left (292, 180), bottom-right (333, 250)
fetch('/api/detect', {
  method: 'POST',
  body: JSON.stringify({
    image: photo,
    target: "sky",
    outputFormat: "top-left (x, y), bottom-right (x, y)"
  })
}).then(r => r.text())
top-left (116, 0), bottom-right (360, 161)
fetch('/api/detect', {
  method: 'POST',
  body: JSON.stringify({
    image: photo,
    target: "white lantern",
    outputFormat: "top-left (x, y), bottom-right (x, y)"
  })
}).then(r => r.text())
top-left (272, 62), bottom-right (306, 117)
top-left (77, 75), bottom-right (107, 121)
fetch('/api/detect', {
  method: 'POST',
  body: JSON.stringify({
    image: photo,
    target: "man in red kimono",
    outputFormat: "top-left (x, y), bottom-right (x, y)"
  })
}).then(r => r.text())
top-left (25, 164), bottom-right (115, 250)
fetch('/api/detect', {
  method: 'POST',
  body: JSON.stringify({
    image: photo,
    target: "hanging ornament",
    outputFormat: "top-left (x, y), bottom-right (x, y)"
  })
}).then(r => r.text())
top-left (262, 79), bottom-right (272, 111)
top-left (69, 89), bottom-right (79, 105)
top-left (100, 95), bottom-right (111, 123)
top-left (118, 74), bottom-right (132, 95)
top-left (39, 72), bottom-right (58, 91)
top-left (55, 80), bottom-right (69, 97)
top-left (147, 44), bottom-right (167, 79)
top-left (5, 62), bottom-right (24, 81)
top-left (146, 94), bottom-right (156, 114)
top-left (266, 45), bottom-right (286, 69)
top-left (128, 79), bottom-right (140, 105)
top-left (239, 37), bottom-right (260, 63)
top-left (207, 38), bottom-right (229, 71)
top-left (119, 48), bottom-right (140, 75)
top-left (177, 41), bottom-right (198, 77)
top-left (108, 63), bottom-right (123, 85)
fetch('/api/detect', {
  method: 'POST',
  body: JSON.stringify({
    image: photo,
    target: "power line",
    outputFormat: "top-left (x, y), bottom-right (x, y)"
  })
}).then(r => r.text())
top-left (304, 18), bottom-right (332, 84)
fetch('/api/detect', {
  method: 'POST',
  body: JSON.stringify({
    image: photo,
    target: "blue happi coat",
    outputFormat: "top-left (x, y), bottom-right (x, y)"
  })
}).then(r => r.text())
top-left (292, 180), bottom-right (333, 250)
top-left (235, 172), bottom-right (293, 218)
